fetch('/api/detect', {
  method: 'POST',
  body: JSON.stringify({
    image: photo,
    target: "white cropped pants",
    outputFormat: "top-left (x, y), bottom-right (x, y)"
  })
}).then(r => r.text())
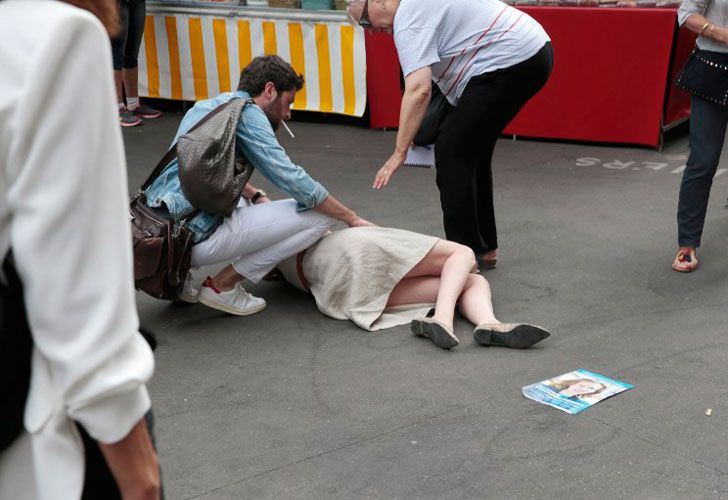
top-left (191, 198), bottom-right (331, 282)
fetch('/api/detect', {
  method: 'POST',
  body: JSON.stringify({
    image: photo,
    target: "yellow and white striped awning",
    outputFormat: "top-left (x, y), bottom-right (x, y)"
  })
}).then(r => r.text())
top-left (139, 6), bottom-right (367, 116)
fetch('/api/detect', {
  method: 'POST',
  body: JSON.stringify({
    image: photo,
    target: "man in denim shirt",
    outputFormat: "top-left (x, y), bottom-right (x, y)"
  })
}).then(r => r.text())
top-left (146, 55), bottom-right (374, 315)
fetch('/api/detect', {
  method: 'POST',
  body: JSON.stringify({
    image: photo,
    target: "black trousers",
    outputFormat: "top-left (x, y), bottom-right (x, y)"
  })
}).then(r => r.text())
top-left (434, 42), bottom-right (553, 255)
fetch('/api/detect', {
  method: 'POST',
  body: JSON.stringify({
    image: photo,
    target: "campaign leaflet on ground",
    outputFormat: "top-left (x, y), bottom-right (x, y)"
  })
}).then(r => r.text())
top-left (522, 369), bottom-right (633, 414)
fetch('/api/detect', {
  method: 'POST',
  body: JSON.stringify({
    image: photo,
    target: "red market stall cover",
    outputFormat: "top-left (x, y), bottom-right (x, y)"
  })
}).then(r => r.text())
top-left (504, 7), bottom-right (691, 146)
top-left (365, 31), bottom-right (402, 129)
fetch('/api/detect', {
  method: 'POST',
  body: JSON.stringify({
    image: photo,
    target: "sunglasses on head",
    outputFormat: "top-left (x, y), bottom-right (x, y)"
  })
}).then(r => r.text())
top-left (358, 0), bottom-right (372, 28)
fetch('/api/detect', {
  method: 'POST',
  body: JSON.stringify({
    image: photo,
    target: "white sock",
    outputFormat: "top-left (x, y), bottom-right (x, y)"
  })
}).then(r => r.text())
top-left (127, 97), bottom-right (140, 110)
top-left (118, 102), bottom-right (126, 110)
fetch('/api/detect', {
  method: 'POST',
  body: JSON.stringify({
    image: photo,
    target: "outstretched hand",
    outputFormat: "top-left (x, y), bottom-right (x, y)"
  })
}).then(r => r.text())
top-left (373, 151), bottom-right (406, 189)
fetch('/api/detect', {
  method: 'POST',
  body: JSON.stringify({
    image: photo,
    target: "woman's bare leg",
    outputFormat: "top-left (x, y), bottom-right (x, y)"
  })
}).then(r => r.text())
top-left (388, 276), bottom-right (441, 306)
top-left (121, 67), bottom-right (140, 100)
top-left (403, 240), bottom-right (476, 278)
top-left (458, 274), bottom-right (499, 326)
top-left (392, 250), bottom-right (549, 349)
top-left (390, 273), bottom-right (500, 326)
top-left (389, 240), bottom-right (476, 330)
top-left (114, 70), bottom-right (124, 105)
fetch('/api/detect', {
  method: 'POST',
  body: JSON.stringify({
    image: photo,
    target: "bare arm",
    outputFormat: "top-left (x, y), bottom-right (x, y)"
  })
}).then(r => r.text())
top-left (98, 419), bottom-right (160, 500)
top-left (373, 66), bottom-right (433, 189)
top-left (314, 195), bottom-right (374, 227)
top-left (684, 12), bottom-right (728, 44)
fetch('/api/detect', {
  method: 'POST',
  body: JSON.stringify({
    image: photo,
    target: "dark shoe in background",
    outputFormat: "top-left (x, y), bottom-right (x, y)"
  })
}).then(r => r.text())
top-left (477, 252), bottom-right (497, 270)
top-left (132, 103), bottom-right (162, 119)
top-left (119, 107), bottom-right (142, 127)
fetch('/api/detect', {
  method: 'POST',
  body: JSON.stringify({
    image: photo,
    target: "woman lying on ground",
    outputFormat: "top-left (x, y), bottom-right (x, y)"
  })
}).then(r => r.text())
top-left (276, 226), bottom-right (551, 350)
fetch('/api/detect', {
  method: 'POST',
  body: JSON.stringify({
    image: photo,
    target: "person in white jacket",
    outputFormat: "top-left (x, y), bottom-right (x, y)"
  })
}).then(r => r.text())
top-left (0, 1), bottom-right (160, 498)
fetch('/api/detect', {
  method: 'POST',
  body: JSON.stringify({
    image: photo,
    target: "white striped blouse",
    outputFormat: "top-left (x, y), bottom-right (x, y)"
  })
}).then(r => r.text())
top-left (394, 0), bottom-right (550, 105)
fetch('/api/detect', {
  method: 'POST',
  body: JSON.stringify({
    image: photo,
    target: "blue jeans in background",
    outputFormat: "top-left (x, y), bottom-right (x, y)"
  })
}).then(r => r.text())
top-left (677, 95), bottom-right (728, 248)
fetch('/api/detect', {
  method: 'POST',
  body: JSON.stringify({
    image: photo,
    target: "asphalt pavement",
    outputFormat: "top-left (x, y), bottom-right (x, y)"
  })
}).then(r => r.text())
top-left (122, 110), bottom-right (728, 500)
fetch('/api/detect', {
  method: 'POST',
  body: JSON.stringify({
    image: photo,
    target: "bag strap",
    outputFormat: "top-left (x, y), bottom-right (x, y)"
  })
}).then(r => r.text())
top-left (140, 98), bottom-right (247, 191)
top-left (139, 145), bottom-right (178, 192)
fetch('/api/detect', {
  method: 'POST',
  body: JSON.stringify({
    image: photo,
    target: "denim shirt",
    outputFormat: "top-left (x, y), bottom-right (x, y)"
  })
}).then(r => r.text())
top-left (144, 91), bottom-right (329, 242)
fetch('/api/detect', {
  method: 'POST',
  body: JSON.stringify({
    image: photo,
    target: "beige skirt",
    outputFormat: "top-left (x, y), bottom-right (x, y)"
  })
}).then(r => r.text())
top-left (279, 227), bottom-right (440, 331)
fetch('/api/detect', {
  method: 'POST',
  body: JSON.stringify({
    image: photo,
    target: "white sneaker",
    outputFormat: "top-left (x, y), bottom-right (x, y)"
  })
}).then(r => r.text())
top-left (177, 273), bottom-right (199, 304)
top-left (198, 276), bottom-right (266, 316)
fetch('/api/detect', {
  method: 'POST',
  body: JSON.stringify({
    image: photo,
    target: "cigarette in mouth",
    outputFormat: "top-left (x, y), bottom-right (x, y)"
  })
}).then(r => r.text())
top-left (282, 121), bottom-right (295, 138)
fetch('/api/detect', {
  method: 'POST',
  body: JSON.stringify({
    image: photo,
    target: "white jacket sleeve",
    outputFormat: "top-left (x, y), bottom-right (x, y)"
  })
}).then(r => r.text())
top-left (6, 8), bottom-right (154, 444)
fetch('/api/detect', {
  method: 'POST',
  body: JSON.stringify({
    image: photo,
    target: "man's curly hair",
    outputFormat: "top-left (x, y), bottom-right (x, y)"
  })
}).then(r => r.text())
top-left (237, 55), bottom-right (305, 96)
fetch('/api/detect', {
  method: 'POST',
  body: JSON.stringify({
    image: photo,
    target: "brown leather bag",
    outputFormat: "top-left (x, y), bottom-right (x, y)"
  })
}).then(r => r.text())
top-left (130, 101), bottom-right (235, 301)
top-left (130, 194), bottom-right (195, 301)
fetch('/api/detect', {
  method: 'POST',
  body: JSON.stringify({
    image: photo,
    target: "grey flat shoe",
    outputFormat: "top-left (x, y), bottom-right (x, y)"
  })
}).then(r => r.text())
top-left (411, 317), bottom-right (459, 350)
top-left (473, 323), bottom-right (550, 349)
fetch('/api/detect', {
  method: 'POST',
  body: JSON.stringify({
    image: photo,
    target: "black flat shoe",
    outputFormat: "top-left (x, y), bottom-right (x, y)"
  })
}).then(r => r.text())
top-left (473, 323), bottom-right (550, 349)
top-left (411, 317), bottom-right (459, 350)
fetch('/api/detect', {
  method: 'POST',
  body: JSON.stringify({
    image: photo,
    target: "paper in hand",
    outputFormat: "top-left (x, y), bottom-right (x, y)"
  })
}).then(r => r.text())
top-left (404, 145), bottom-right (435, 168)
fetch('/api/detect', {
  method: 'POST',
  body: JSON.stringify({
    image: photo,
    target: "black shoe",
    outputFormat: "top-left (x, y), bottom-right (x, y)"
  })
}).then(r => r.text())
top-left (473, 323), bottom-right (550, 348)
top-left (411, 315), bottom-right (459, 350)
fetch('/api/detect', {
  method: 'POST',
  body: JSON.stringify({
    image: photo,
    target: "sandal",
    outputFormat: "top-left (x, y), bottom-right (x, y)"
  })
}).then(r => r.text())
top-left (477, 250), bottom-right (498, 270)
top-left (478, 257), bottom-right (497, 270)
top-left (671, 247), bottom-right (698, 273)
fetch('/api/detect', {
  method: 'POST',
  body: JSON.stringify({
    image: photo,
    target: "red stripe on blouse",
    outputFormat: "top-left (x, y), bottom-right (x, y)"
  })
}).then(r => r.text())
top-left (435, 5), bottom-right (508, 82)
top-left (444, 11), bottom-right (525, 98)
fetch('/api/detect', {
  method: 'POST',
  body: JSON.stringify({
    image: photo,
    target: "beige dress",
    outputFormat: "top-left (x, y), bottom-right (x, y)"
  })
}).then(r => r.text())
top-left (279, 227), bottom-right (440, 331)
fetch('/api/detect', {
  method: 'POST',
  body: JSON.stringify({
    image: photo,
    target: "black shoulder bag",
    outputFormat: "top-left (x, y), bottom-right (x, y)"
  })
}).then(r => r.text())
top-left (675, 48), bottom-right (728, 108)
top-left (413, 85), bottom-right (452, 147)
